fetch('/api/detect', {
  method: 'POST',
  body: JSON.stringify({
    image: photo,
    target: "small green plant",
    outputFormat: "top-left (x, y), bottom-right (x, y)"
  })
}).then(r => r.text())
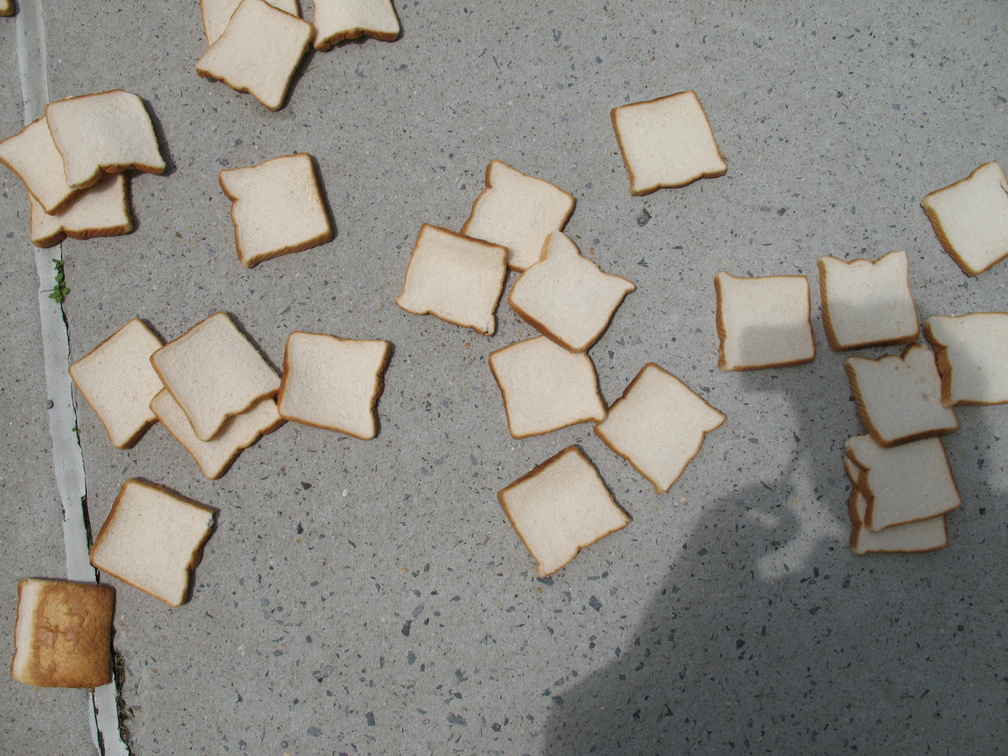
top-left (48, 258), bottom-right (69, 303)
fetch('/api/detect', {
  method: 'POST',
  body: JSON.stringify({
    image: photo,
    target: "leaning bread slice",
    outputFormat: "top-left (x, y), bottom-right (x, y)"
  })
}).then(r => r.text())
top-left (715, 272), bottom-right (815, 370)
top-left (509, 232), bottom-right (635, 352)
top-left (151, 390), bottom-right (284, 479)
top-left (498, 446), bottom-right (630, 577)
top-left (277, 332), bottom-right (391, 439)
top-left (845, 435), bottom-right (960, 531)
top-left (313, 0), bottom-right (400, 50)
top-left (69, 318), bottom-right (164, 449)
top-left (150, 312), bottom-right (280, 442)
top-left (219, 153), bottom-right (332, 268)
top-left (923, 313), bottom-right (1008, 406)
top-left (844, 343), bottom-right (958, 447)
top-left (90, 479), bottom-right (215, 607)
top-left (595, 363), bottom-right (725, 494)
top-left (45, 90), bottom-right (165, 190)
top-left (818, 251), bottom-right (919, 350)
top-left (396, 224), bottom-right (508, 336)
top-left (460, 160), bottom-right (575, 272)
top-left (611, 90), bottom-right (727, 195)
top-left (489, 336), bottom-right (606, 438)
top-left (11, 579), bottom-right (115, 688)
top-left (0, 116), bottom-right (79, 213)
top-left (921, 162), bottom-right (1008, 276)
top-left (196, 0), bottom-right (313, 111)
top-left (201, 0), bottom-right (300, 46)
top-left (848, 486), bottom-right (948, 554)
top-left (29, 173), bottom-right (133, 248)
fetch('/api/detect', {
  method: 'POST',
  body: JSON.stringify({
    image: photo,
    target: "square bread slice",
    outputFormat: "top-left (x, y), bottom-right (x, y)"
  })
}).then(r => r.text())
top-left (508, 232), bottom-right (635, 353)
top-left (0, 116), bottom-right (79, 213)
top-left (848, 486), bottom-right (948, 554)
top-left (921, 162), bottom-right (1008, 276)
top-left (277, 331), bottom-right (391, 439)
top-left (90, 479), bottom-right (215, 607)
top-left (845, 435), bottom-right (961, 531)
top-left (818, 251), bottom-right (919, 350)
top-left (923, 313), bottom-right (1008, 406)
top-left (151, 389), bottom-right (284, 479)
top-left (201, 0), bottom-right (300, 46)
top-left (44, 90), bottom-right (165, 190)
top-left (219, 153), bottom-right (333, 268)
top-left (396, 223), bottom-right (508, 336)
top-left (69, 318), bottom-right (164, 449)
top-left (497, 446), bottom-right (630, 577)
top-left (460, 160), bottom-right (576, 272)
top-left (150, 312), bottom-right (280, 442)
top-left (844, 343), bottom-right (958, 447)
top-left (715, 272), bottom-right (815, 371)
top-left (595, 363), bottom-right (725, 494)
top-left (29, 173), bottom-right (133, 248)
top-left (611, 90), bottom-right (727, 195)
top-left (313, 0), bottom-right (401, 50)
top-left (488, 336), bottom-right (607, 438)
top-left (11, 579), bottom-right (115, 688)
top-left (195, 0), bottom-right (314, 111)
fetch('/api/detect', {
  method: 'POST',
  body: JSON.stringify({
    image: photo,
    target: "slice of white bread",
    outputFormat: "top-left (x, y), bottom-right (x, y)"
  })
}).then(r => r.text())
top-left (845, 434), bottom-right (960, 530)
top-left (10, 579), bottom-right (115, 688)
top-left (0, 116), bottom-right (79, 213)
top-left (313, 0), bottom-right (400, 50)
top-left (201, 0), bottom-right (300, 46)
top-left (44, 90), bottom-right (165, 190)
top-left (497, 446), bottom-right (630, 577)
top-left (151, 390), bottom-right (284, 479)
top-left (508, 232), bottom-right (635, 353)
top-left (68, 318), bottom-right (164, 449)
top-left (150, 312), bottom-right (280, 442)
top-left (396, 223), bottom-right (508, 336)
top-left (277, 331), bottom-right (391, 439)
top-left (488, 336), bottom-right (607, 438)
top-left (90, 479), bottom-right (215, 607)
top-left (848, 486), bottom-right (948, 554)
top-left (195, 0), bottom-right (314, 111)
top-left (219, 153), bottom-right (332, 268)
top-left (844, 343), bottom-right (958, 447)
top-left (29, 173), bottom-right (133, 248)
top-left (818, 251), bottom-right (919, 350)
top-left (923, 312), bottom-right (1008, 406)
top-left (460, 160), bottom-right (576, 272)
top-left (594, 362), bottom-right (725, 493)
top-left (611, 90), bottom-right (727, 196)
top-left (921, 162), bottom-right (1008, 276)
top-left (715, 272), bottom-right (815, 371)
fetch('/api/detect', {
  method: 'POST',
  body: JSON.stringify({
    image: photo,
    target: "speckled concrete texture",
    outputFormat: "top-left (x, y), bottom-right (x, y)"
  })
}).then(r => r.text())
top-left (1, 1), bottom-right (1006, 753)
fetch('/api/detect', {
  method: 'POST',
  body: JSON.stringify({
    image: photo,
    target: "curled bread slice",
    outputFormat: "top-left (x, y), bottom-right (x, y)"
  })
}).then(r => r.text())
top-left (595, 363), bottom-right (725, 494)
top-left (844, 344), bottom-right (958, 447)
top-left (150, 312), bottom-right (280, 442)
top-left (195, 0), bottom-right (313, 111)
top-left (715, 272), bottom-right (815, 371)
top-left (498, 446), bottom-right (630, 577)
top-left (69, 318), bottom-right (164, 449)
top-left (277, 332), bottom-right (391, 439)
top-left (29, 173), bottom-right (133, 248)
top-left (845, 435), bottom-right (960, 531)
top-left (921, 162), bottom-right (1008, 276)
top-left (923, 313), bottom-right (1008, 406)
top-left (201, 0), bottom-right (300, 46)
top-left (460, 160), bottom-right (575, 272)
top-left (44, 90), bottom-right (165, 190)
top-left (313, 0), bottom-right (400, 50)
top-left (848, 486), bottom-right (948, 554)
top-left (151, 390), bottom-right (284, 479)
top-left (0, 116), bottom-right (79, 213)
top-left (611, 90), bottom-right (727, 196)
top-left (396, 223), bottom-right (508, 336)
top-left (90, 479), bottom-right (215, 607)
top-left (509, 232), bottom-right (635, 352)
top-left (489, 336), bottom-right (606, 438)
top-left (219, 153), bottom-right (332, 268)
top-left (11, 579), bottom-right (115, 688)
top-left (818, 251), bottom-right (918, 350)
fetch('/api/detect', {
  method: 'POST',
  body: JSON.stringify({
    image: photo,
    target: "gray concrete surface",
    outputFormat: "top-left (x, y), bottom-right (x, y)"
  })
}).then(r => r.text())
top-left (1, 0), bottom-right (1006, 753)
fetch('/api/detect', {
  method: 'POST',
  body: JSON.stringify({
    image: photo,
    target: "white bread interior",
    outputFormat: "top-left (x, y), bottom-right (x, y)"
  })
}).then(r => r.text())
top-left (924, 312), bottom-right (1008, 406)
top-left (313, 0), bottom-right (400, 50)
top-left (29, 172), bottom-right (132, 248)
top-left (0, 116), bottom-right (79, 213)
top-left (201, 0), bottom-right (300, 46)
top-left (848, 486), bottom-right (948, 554)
